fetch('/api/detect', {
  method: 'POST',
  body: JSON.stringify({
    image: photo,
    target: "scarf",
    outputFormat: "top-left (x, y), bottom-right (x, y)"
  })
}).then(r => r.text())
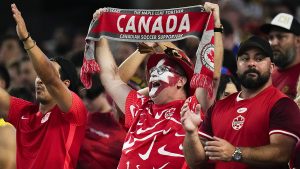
top-left (81, 5), bottom-right (215, 96)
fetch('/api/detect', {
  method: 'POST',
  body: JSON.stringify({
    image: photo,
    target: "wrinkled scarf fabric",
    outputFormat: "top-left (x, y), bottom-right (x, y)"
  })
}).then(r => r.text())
top-left (81, 5), bottom-right (215, 96)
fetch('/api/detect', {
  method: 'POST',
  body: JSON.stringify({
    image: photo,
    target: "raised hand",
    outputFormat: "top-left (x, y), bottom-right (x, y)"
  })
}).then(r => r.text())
top-left (11, 4), bottom-right (29, 40)
top-left (180, 99), bottom-right (203, 134)
top-left (137, 42), bottom-right (158, 54)
top-left (205, 136), bottom-right (236, 161)
top-left (203, 2), bottom-right (221, 27)
top-left (93, 8), bottom-right (107, 20)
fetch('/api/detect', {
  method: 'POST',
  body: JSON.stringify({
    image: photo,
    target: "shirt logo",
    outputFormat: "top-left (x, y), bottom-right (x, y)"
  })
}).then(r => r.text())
top-left (41, 112), bottom-right (51, 123)
top-left (21, 116), bottom-right (29, 120)
top-left (232, 115), bottom-right (245, 130)
top-left (237, 107), bottom-right (247, 114)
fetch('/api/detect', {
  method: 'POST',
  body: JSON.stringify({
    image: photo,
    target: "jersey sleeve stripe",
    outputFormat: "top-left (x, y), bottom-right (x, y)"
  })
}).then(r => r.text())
top-left (199, 131), bottom-right (213, 140)
top-left (269, 130), bottom-right (300, 142)
top-left (64, 125), bottom-right (76, 169)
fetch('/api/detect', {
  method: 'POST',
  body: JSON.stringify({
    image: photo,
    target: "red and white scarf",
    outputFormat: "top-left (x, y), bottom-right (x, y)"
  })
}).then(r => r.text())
top-left (81, 5), bottom-right (215, 96)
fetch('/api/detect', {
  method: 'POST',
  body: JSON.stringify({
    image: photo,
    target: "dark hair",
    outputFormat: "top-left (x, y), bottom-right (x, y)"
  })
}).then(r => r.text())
top-left (50, 57), bottom-right (79, 94)
top-left (216, 74), bottom-right (241, 100)
top-left (0, 64), bottom-right (10, 89)
top-left (83, 74), bottom-right (105, 100)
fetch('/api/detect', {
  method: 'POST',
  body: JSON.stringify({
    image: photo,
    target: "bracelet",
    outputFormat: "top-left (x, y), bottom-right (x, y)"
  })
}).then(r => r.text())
top-left (20, 33), bottom-right (31, 42)
top-left (24, 40), bottom-right (36, 50)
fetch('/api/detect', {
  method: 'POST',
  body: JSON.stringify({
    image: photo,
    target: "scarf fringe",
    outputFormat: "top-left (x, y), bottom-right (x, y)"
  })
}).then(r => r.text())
top-left (80, 57), bottom-right (101, 89)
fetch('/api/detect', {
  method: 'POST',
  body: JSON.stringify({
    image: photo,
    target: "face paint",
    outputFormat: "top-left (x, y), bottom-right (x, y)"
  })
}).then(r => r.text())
top-left (148, 59), bottom-right (181, 98)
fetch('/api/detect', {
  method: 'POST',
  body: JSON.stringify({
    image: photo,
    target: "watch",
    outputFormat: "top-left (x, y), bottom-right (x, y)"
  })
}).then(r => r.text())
top-left (232, 147), bottom-right (243, 161)
top-left (214, 24), bottom-right (223, 33)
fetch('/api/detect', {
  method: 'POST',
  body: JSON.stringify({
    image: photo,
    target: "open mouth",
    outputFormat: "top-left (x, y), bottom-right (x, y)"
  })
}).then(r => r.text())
top-left (151, 81), bottom-right (161, 88)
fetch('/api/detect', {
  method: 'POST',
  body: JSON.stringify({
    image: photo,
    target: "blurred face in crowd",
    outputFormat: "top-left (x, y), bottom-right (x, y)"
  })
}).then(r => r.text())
top-left (220, 82), bottom-right (238, 100)
top-left (148, 59), bottom-right (186, 104)
top-left (20, 60), bottom-right (37, 89)
top-left (268, 31), bottom-right (297, 69)
top-left (237, 48), bottom-right (274, 90)
top-left (0, 38), bottom-right (23, 66)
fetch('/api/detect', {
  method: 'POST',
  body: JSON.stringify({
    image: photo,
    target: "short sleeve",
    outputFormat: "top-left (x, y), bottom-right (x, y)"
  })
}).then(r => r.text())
top-left (199, 104), bottom-right (214, 140)
top-left (125, 90), bottom-right (149, 128)
top-left (8, 97), bottom-right (35, 127)
top-left (269, 98), bottom-right (300, 142)
top-left (63, 92), bottom-right (87, 126)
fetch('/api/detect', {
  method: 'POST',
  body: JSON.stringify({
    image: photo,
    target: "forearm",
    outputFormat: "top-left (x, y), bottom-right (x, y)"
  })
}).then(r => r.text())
top-left (241, 144), bottom-right (294, 166)
top-left (23, 37), bottom-right (59, 85)
top-left (183, 131), bottom-right (206, 169)
top-left (96, 38), bottom-right (121, 86)
top-left (118, 50), bottom-right (147, 83)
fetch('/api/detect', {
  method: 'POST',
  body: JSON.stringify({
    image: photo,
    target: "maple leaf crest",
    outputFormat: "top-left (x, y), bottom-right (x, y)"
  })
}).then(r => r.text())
top-left (207, 49), bottom-right (214, 62)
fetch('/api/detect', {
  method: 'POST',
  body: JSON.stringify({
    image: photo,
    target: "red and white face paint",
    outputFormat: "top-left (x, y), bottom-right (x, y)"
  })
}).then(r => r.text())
top-left (148, 59), bottom-right (181, 98)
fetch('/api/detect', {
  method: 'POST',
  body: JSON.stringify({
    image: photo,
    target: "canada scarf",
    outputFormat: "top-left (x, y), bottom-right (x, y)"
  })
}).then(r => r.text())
top-left (81, 5), bottom-right (215, 96)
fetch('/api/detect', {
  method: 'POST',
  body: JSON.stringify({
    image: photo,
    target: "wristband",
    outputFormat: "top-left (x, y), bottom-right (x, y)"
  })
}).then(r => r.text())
top-left (24, 40), bottom-right (36, 50)
top-left (21, 33), bottom-right (30, 42)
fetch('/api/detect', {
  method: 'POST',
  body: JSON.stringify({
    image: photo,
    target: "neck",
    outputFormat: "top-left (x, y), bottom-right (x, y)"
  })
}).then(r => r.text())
top-left (153, 89), bottom-right (187, 105)
top-left (98, 100), bottom-right (112, 113)
top-left (240, 80), bottom-right (272, 99)
top-left (39, 101), bottom-right (56, 115)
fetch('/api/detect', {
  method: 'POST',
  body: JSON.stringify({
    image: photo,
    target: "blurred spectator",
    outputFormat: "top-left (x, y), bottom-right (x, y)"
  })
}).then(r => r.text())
top-left (19, 56), bottom-right (37, 99)
top-left (43, 26), bottom-right (73, 57)
top-left (9, 87), bottom-right (34, 102)
top-left (110, 41), bottom-right (136, 66)
top-left (6, 59), bottom-right (22, 89)
top-left (0, 65), bottom-right (10, 89)
top-left (260, 13), bottom-right (300, 98)
top-left (216, 74), bottom-right (240, 100)
top-left (69, 50), bottom-right (84, 77)
top-left (77, 75), bottom-right (126, 169)
top-left (0, 34), bottom-right (23, 67)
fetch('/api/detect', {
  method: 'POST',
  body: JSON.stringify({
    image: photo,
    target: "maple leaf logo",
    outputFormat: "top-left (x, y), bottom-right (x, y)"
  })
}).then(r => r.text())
top-left (207, 49), bottom-right (214, 62)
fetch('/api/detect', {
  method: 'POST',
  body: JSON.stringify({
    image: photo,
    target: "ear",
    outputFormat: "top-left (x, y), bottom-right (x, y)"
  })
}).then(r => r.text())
top-left (270, 62), bottom-right (275, 74)
top-left (295, 35), bottom-right (300, 48)
top-left (63, 80), bottom-right (71, 88)
top-left (177, 76), bottom-right (187, 88)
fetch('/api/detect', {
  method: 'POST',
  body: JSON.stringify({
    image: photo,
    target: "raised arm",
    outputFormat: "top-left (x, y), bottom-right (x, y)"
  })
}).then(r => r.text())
top-left (11, 4), bottom-right (72, 112)
top-left (96, 38), bottom-right (132, 113)
top-left (195, 2), bottom-right (223, 113)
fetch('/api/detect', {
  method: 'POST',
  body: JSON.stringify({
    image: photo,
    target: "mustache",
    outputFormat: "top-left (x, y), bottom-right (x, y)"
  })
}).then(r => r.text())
top-left (244, 68), bottom-right (260, 75)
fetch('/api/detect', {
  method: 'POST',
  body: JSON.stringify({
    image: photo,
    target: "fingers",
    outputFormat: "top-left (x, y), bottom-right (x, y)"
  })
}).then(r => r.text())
top-left (195, 104), bottom-right (202, 115)
top-left (93, 8), bottom-right (106, 20)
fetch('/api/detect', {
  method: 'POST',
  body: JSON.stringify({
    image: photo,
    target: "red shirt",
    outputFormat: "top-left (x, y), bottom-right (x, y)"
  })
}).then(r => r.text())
top-left (200, 86), bottom-right (300, 169)
top-left (8, 92), bottom-right (87, 169)
top-left (118, 90), bottom-right (199, 169)
top-left (77, 112), bottom-right (127, 169)
top-left (272, 63), bottom-right (300, 98)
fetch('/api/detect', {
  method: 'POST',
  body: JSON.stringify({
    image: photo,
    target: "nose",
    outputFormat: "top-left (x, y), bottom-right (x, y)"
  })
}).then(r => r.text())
top-left (269, 37), bottom-right (278, 46)
top-left (35, 77), bottom-right (43, 85)
top-left (247, 58), bottom-right (257, 68)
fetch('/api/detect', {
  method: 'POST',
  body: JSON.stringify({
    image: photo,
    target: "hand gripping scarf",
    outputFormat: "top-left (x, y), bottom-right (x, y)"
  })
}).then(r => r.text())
top-left (81, 5), bottom-right (215, 96)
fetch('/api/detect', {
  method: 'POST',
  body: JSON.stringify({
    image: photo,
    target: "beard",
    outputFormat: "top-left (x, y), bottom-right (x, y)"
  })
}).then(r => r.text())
top-left (237, 68), bottom-right (270, 90)
top-left (273, 47), bottom-right (296, 69)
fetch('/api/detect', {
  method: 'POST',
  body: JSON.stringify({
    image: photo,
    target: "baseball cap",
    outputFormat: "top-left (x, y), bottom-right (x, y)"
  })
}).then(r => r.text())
top-left (237, 36), bottom-right (273, 61)
top-left (260, 13), bottom-right (300, 35)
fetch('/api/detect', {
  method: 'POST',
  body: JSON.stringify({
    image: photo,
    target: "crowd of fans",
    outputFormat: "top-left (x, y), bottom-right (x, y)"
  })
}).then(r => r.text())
top-left (0, 0), bottom-right (300, 169)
